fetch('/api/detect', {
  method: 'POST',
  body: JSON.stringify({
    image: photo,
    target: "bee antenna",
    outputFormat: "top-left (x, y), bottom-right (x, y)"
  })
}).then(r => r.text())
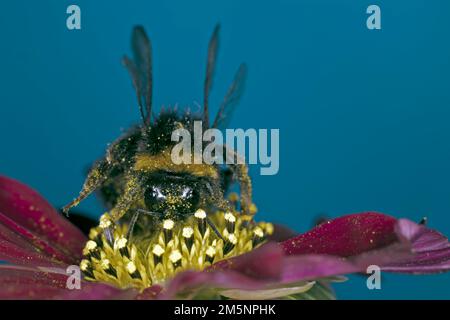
top-left (203, 24), bottom-right (220, 128)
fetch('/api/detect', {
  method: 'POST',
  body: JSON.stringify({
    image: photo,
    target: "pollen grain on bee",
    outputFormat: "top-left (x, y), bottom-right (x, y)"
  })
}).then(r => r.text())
top-left (171, 121), bottom-right (279, 176)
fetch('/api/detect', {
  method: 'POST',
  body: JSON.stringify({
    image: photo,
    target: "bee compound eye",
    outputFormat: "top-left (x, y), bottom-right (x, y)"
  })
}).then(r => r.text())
top-left (144, 186), bottom-right (166, 209)
top-left (180, 186), bottom-right (193, 199)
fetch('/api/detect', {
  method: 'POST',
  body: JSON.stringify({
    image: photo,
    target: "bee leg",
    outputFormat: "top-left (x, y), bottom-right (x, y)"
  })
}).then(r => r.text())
top-left (126, 209), bottom-right (161, 242)
top-left (222, 145), bottom-right (253, 217)
top-left (206, 217), bottom-right (225, 241)
top-left (235, 163), bottom-right (252, 216)
top-left (63, 159), bottom-right (111, 215)
top-left (108, 173), bottom-right (146, 223)
top-left (126, 210), bottom-right (141, 241)
top-left (104, 226), bottom-right (114, 245)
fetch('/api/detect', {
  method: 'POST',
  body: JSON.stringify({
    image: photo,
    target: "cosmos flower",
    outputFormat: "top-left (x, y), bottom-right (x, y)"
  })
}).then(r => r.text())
top-left (0, 175), bottom-right (449, 300)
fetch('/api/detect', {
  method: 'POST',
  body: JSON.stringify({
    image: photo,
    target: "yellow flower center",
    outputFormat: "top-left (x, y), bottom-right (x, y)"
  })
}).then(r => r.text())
top-left (80, 205), bottom-right (273, 291)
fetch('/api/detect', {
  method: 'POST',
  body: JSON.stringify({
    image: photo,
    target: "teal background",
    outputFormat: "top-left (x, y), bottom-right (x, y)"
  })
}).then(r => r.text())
top-left (1, 0), bottom-right (449, 298)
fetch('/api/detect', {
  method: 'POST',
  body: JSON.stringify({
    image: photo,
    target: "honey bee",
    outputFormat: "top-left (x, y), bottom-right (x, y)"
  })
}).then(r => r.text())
top-left (63, 25), bottom-right (253, 243)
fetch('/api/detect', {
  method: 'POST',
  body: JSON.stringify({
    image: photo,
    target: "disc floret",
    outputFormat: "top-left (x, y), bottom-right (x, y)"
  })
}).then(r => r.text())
top-left (80, 208), bottom-right (273, 290)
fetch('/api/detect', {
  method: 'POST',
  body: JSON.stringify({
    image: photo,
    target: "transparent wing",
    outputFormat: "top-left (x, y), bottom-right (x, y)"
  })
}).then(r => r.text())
top-left (212, 63), bottom-right (247, 130)
top-left (123, 25), bottom-right (153, 125)
top-left (203, 24), bottom-right (220, 127)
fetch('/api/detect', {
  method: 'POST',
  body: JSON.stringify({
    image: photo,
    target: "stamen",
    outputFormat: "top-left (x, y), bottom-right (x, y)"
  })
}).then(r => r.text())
top-left (99, 214), bottom-right (112, 229)
top-left (205, 246), bottom-right (216, 263)
top-left (169, 250), bottom-right (182, 269)
top-left (115, 236), bottom-right (129, 257)
top-left (195, 209), bottom-right (207, 235)
top-left (223, 234), bottom-right (237, 255)
top-left (249, 203), bottom-right (258, 215)
top-left (80, 259), bottom-right (94, 278)
top-left (81, 209), bottom-right (274, 290)
top-left (89, 228), bottom-right (102, 245)
top-left (152, 244), bottom-right (165, 265)
top-left (182, 226), bottom-right (194, 250)
top-left (224, 211), bottom-right (236, 233)
top-left (101, 259), bottom-right (117, 278)
top-left (126, 261), bottom-right (141, 279)
top-left (163, 219), bottom-right (175, 243)
top-left (252, 226), bottom-right (265, 247)
top-left (83, 240), bottom-right (100, 260)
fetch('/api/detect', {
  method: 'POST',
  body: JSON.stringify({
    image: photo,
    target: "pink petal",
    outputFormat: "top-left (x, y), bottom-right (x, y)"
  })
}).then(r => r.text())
top-left (381, 219), bottom-right (450, 273)
top-left (268, 224), bottom-right (297, 242)
top-left (281, 212), bottom-right (397, 257)
top-left (0, 212), bottom-right (80, 266)
top-left (210, 242), bottom-right (283, 280)
top-left (162, 244), bottom-right (285, 299)
top-left (0, 221), bottom-right (66, 267)
top-left (0, 265), bottom-right (137, 300)
top-left (162, 216), bottom-right (450, 298)
top-left (0, 176), bottom-right (87, 260)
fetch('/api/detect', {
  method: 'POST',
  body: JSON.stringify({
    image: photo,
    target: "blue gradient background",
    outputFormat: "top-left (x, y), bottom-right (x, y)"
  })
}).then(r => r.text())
top-left (1, 0), bottom-right (449, 299)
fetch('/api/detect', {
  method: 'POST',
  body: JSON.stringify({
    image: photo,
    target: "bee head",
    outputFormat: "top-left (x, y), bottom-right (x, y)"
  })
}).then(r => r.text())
top-left (144, 173), bottom-right (202, 219)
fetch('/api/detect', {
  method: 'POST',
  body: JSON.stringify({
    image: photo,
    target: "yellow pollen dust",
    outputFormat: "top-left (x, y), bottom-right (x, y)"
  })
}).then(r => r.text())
top-left (80, 207), bottom-right (273, 291)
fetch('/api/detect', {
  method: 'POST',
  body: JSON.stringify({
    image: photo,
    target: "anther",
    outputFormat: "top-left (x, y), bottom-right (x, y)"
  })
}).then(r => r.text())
top-left (182, 226), bottom-right (194, 250)
top-left (224, 211), bottom-right (236, 233)
top-left (169, 250), bottom-right (182, 269)
top-left (115, 236), bottom-right (129, 257)
top-left (223, 234), bottom-right (237, 255)
top-left (89, 229), bottom-right (102, 246)
top-left (101, 259), bottom-right (117, 278)
top-left (264, 223), bottom-right (274, 235)
top-left (80, 259), bottom-right (94, 278)
top-left (99, 214), bottom-right (112, 229)
top-left (249, 203), bottom-right (258, 215)
top-left (195, 209), bottom-right (207, 235)
top-left (126, 261), bottom-right (141, 279)
top-left (152, 244), bottom-right (165, 265)
top-left (83, 240), bottom-right (100, 260)
top-left (252, 227), bottom-right (265, 247)
top-left (205, 246), bottom-right (216, 264)
top-left (163, 219), bottom-right (175, 243)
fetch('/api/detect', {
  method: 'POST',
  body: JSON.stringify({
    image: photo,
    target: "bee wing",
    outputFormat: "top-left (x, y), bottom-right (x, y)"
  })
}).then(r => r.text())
top-left (203, 24), bottom-right (220, 127)
top-left (212, 63), bottom-right (247, 130)
top-left (123, 25), bottom-right (153, 125)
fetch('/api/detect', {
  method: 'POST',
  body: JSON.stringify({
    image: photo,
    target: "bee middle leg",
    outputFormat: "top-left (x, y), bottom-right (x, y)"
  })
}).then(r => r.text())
top-left (126, 209), bottom-right (163, 241)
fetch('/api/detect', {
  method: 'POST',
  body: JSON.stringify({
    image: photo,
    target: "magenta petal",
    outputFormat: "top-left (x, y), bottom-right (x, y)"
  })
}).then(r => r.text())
top-left (161, 269), bottom-right (272, 299)
top-left (281, 212), bottom-right (397, 257)
top-left (211, 242), bottom-right (284, 280)
top-left (279, 218), bottom-right (450, 279)
top-left (0, 265), bottom-right (137, 300)
top-left (162, 244), bottom-right (286, 298)
top-left (0, 238), bottom-right (65, 269)
top-left (280, 254), bottom-right (357, 282)
top-left (381, 219), bottom-right (450, 273)
top-left (0, 176), bottom-right (86, 260)
top-left (136, 285), bottom-right (163, 300)
top-left (0, 212), bottom-right (81, 265)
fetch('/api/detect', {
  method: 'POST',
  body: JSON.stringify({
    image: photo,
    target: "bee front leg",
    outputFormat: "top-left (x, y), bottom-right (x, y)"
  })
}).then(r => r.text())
top-left (63, 159), bottom-right (112, 215)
